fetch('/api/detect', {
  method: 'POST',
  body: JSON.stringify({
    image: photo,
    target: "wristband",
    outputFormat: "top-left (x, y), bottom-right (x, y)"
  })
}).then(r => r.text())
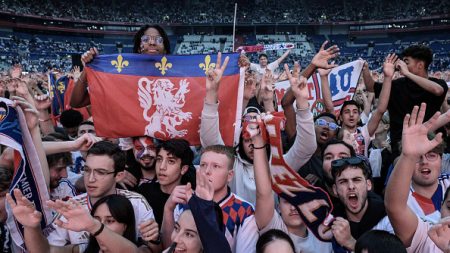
top-left (149, 233), bottom-right (161, 245)
top-left (38, 118), bottom-right (51, 122)
top-left (91, 223), bottom-right (104, 237)
top-left (253, 144), bottom-right (268, 150)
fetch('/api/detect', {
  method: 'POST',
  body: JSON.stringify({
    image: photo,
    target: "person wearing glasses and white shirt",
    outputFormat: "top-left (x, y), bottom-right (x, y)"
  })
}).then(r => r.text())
top-left (21, 141), bottom-right (161, 253)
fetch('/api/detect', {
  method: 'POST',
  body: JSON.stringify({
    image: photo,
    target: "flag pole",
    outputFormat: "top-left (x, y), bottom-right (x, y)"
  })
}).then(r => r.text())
top-left (232, 3), bottom-right (237, 52)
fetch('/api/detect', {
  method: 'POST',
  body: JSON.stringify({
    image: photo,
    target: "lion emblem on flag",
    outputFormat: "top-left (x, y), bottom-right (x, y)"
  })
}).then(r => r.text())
top-left (138, 77), bottom-right (192, 138)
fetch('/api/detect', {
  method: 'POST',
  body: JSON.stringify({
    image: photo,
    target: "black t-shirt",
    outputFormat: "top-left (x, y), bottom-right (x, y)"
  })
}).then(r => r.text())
top-left (0, 222), bottom-right (11, 253)
top-left (137, 181), bottom-right (170, 226)
top-left (297, 154), bottom-right (327, 190)
top-left (374, 77), bottom-right (448, 157)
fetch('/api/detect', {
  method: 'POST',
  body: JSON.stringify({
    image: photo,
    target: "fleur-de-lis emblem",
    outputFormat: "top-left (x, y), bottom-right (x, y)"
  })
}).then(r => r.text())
top-left (199, 55), bottom-right (216, 74)
top-left (49, 84), bottom-right (54, 98)
top-left (57, 82), bottom-right (65, 93)
top-left (111, 55), bottom-right (129, 73)
top-left (155, 56), bottom-right (172, 75)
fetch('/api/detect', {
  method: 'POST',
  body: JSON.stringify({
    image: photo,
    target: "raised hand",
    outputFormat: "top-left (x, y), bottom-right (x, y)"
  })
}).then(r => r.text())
top-left (238, 54), bottom-right (250, 68)
top-left (139, 219), bottom-right (159, 242)
top-left (34, 93), bottom-right (52, 111)
top-left (206, 52), bottom-right (230, 92)
top-left (311, 41), bottom-right (339, 69)
top-left (284, 63), bottom-right (309, 101)
top-left (81, 47), bottom-right (99, 66)
top-left (47, 198), bottom-right (97, 233)
top-left (6, 189), bottom-right (42, 228)
top-left (428, 217), bottom-right (450, 253)
top-left (165, 185), bottom-right (188, 211)
top-left (71, 66), bottom-right (82, 81)
top-left (401, 103), bottom-right (442, 158)
top-left (194, 168), bottom-right (214, 201)
top-left (383, 54), bottom-right (398, 78)
top-left (317, 66), bottom-right (333, 77)
top-left (259, 69), bottom-right (275, 103)
top-left (395, 59), bottom-right (409, 76)
top-left (9, 64), bottom-right (22, 79)
top-left (74, 133), bottom-right (102, 152)
top-left (11, 95), bottom-right (39, 131)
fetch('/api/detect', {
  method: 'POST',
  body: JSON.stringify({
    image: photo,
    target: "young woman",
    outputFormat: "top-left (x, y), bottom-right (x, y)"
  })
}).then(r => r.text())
top-left (7, 190), bottom-right (148, 253)
top-left (256, 229), bottom-right (295, 253)
top-left (70, 24), bottom-right (171, 108)
top-left (85, 194), bottom-right (137, 253)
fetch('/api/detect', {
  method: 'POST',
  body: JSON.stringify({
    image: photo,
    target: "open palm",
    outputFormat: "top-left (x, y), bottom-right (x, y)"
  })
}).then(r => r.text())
top-left (47, 199), bottom-right (95, 232)
top-left (401, 103), bottom-right (442, 157)
top-left (311, 41), bottom-right (339, 69)
top-left (6, 189), bottom-right (42, 228)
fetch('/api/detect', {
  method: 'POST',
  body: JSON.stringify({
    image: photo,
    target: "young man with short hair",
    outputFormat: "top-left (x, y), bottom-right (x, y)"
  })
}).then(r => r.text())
top-left (385, 103), bottom-right (450, 253)
top-left (46, 151), bottom-right (78, 201)
top-left (330, 156), bottom-right (393, 252)
top-left (336, 54), bottom-right (396, 157)
top-left (405, 136), bottom-right (450, 224)
top-left (138, 138), bottom-right (194, 226)
top-left (250, 50), bottom-right (291, 75)
top-left (364, 45), bottom-right (449, 158)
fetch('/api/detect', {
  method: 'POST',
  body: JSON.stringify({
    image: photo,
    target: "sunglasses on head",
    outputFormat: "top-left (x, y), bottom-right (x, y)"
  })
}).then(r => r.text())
top-left (331, 156), bottom-right (365, 171)
top-left (315, 118), bottom-right (339, 131)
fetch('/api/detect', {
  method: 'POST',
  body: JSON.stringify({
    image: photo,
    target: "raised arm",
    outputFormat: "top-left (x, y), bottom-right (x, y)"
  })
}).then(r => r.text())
top-left (258, 69), bottom-right (276, 113)
top-left (361, 60), bottom-right (376, 92)
top-left (283, 64), bottom-right (317, 170)
top-left (300, 41), bottom-right (339, 80)
top-left (275, 49), bottom-right (291, 65)
top-left (187, 171), bottom-right (232, 253)
top-left (318, 67), bottom-right (335, 114)
top-left (385, 103), bottom-right (442, 247)
top-left (396, 59), bottom-right (444, 96)
top-left (366, 54), bottom-right (396, 136)
top-left (70, 48), bottom-right (98, 108)
top-left (161, 185), bottom-right (189, 249)
top-left (43, 133), bottom-right (101, 155)
top-left (247, 118), bottom-right (274, 230)
top-left (12, 92), bottom-right (50, 187)
top-left (48, 198), bottom-right (139, 253)
top-left (280, 62), bottom-right (301, 140)
top-left (200, 52), bottom-right (229, 147)
top-left (6, 189), bottom-right (51, 253)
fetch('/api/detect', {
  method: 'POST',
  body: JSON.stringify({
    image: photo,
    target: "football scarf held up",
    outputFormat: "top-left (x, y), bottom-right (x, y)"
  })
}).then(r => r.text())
top-left (0, 98), bottom-right (52, 251)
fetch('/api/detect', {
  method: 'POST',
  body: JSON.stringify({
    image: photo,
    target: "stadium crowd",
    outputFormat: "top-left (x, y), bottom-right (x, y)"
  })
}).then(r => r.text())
top-left (1, 0), bottom-right (449, 24)
top-left (0, 8), bottom-right (450, 253)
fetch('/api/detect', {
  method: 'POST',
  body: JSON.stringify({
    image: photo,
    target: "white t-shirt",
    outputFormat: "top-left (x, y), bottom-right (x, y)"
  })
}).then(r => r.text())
top-left (259, 212), bottom-right (333, 253)
top-left (50, 179), bottom-right (78, 201)
top-left (250, 61), bottom-right (279, 75)
top-left (46, 189), bottom-right (154, 252)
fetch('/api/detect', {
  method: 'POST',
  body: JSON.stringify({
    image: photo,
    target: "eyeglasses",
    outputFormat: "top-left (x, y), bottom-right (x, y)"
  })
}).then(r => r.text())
top-left (315, 119), bottom-right (339, 131)
top-left (141, 35), bottom-right (164, 45)
top-left (416, 152), bottom-right (440, 163)
top-left (83, 167), bottom-right (115, 179)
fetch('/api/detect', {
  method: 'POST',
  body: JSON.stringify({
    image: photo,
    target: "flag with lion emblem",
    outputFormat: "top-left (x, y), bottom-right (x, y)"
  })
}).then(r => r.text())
top-left (85, 53), bottom-right (243, 146)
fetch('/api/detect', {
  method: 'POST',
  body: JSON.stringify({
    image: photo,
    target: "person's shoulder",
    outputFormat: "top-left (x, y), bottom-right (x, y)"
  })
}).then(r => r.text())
top-left (228, 193), bottom-right (255, 213)
top-left (117, 188), bottom-right (148, 200)
top-left (72, 192), bottom-right (88, 204)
